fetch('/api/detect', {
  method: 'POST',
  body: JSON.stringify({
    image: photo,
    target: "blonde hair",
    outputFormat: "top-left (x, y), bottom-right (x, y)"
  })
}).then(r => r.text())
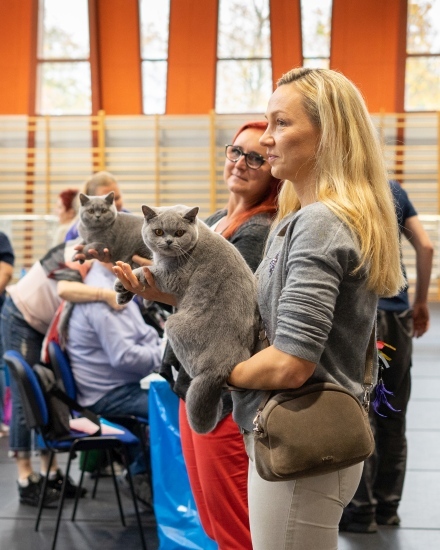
top-left (274, 67), bottom-right (404, 297)
top-left (83, 171), bottom-right (118, 195)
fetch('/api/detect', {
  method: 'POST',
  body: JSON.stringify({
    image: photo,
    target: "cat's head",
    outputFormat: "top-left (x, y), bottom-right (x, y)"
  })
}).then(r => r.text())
top-left (141, 204), bottom-right (199, 257)
top-left (79, 192), bottom-right (117, 228)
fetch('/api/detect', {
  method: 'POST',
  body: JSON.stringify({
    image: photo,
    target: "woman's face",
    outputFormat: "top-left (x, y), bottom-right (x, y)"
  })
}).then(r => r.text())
top-left (55, 198), bottom-right (74, 224)
top-left (223, 128), bottom-right (274, 203)
top-left (260, 84), bottom-right (320, 186)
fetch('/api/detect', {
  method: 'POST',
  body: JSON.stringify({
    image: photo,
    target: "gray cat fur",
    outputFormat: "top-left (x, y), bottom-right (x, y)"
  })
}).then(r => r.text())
top-left (114, 204), bottom-right (259, 433)
top-left (74, 191), bottom-right (152, 266)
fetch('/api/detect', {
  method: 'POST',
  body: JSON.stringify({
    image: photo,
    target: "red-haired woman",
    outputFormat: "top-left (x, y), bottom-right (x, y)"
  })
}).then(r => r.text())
top-left (52, 188), bottom-right (79, 246)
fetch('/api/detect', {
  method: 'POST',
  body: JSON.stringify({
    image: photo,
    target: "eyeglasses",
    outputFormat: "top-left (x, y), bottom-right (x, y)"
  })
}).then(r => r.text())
top-left (225, 145), bottom-right (266, 170)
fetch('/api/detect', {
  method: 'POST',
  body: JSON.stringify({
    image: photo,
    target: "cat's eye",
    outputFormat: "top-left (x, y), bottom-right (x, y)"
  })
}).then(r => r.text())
top-left (175, 230), bottom-right (185, 237)
top-left (154, 229), bottom-right (164, 236)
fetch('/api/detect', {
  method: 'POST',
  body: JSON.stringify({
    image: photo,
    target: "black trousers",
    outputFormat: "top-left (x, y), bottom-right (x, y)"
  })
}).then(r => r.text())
top-left (348, 309), bottom-right (413, 519)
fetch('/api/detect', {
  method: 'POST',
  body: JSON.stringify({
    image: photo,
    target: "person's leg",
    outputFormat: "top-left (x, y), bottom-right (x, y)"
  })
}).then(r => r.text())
top-left (179, 400), bottom-right (215, 541)
top-left (244, 433), bottom-right (362, 550)
top-left (89, 383), bottom-right (149, 476)
top-left (374, 309), bottom-right (412, 524)
top-left (1, 297), bottom-right (60, 505)
top-left (179, 400), bottom-right (252, 550)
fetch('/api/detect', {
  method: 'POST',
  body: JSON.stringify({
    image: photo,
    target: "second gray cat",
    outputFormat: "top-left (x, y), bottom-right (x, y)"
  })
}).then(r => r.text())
top-left (114, 204), bottom-right (259, 433)
top-left (73, 191), bottom-right (152, 266)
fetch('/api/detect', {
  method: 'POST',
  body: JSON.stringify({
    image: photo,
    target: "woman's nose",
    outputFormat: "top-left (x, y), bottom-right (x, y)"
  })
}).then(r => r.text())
top-left (259, 129), bottom-right (272, 147)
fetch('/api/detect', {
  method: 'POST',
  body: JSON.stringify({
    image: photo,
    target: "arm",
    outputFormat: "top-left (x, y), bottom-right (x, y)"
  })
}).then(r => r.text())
top-left (403, 215), bottom-right (434, 337)
top-left (228, 345), bottom-right (316, 389)
top-left (57, 280), bottom-right (124, 311)
top-left (92, 304), bottom-right (163, 375)
top-left (0, 261), bottom-right (14, 294)
top-left (112, 261), bottom-right (177, 306)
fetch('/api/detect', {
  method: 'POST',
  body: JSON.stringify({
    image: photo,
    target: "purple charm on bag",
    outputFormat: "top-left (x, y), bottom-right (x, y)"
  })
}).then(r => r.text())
top-left (372, 368), bottom-right (401, 418)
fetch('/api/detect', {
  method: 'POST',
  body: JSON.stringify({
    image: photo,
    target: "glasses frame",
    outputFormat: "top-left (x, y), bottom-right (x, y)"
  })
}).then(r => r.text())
top-left (224, 144), bottom-right (266, 170)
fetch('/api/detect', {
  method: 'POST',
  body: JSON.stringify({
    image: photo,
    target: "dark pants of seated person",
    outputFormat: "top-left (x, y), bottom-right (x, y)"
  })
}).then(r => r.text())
top-left (88, 383), bottom-right (149, 477)
top-left (343, 309), bottom-right (412, 527)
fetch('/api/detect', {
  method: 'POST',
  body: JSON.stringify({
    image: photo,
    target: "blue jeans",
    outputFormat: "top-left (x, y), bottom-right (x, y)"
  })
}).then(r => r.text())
top-left (88, 383), bottom-right (149, 476)
top-left (0, 296), bottom-right (45, 455)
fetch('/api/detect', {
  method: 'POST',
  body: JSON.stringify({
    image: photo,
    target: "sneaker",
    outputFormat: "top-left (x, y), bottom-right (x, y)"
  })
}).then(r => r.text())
top-left (0, 422), bottom-right (10, 435)
top-left (376, 512), bottom-right (401, 526)
top-left (46, 469), bottom-right (87, 499)
top-left (18, 473), bottom-right (60, 508)
top-left (339, 511), bottom-right (378, 534)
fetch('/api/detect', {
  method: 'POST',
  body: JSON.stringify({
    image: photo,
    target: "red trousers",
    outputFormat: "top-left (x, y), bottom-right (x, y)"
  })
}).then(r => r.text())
top-left (179, 400), bottom-right (252, 550)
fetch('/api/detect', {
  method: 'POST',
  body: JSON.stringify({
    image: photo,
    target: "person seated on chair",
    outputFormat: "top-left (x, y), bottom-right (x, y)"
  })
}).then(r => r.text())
top-left (64, 260), bottom-right (163, 503)
top-left (1, 239), bottom-right (124, 508)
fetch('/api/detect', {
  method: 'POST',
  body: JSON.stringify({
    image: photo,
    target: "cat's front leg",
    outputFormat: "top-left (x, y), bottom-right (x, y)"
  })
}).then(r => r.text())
top-left (114, 266), bottom-right (149, 305)
top-left (72, 242), bottom-right (111, 264)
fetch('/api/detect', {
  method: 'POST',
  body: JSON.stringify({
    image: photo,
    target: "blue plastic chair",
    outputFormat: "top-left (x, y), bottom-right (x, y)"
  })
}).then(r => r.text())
top-left (47, 341), bottom-right (152, 492)
top-left (3, 350), bottom-right (148, 550)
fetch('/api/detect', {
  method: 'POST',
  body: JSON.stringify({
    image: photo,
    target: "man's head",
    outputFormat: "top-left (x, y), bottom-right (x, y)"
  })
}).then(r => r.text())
top-left (84, 171), bottom-right (124, 211)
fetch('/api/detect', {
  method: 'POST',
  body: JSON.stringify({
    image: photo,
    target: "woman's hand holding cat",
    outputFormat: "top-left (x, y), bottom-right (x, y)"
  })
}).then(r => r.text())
top-left (113, 261), bottom-right (177, 306)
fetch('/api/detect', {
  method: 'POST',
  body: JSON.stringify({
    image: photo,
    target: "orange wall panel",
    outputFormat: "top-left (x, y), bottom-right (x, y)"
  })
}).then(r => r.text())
top-left (0, 0), bottom-right (35, 114)
top-left (270, 0), bottom-right (302, 85)
top-left (97, 0), bottom-right (142, 114)
top-left (331, 0), bottom-right (407, 112)
top-left (167, 0), bottom-right (218, 114)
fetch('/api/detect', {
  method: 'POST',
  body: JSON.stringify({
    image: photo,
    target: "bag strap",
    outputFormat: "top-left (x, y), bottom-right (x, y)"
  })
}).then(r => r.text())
top-left (48, 385), bottom-right (101, 433)
top-left (253, 322), bottom-right (376, 433)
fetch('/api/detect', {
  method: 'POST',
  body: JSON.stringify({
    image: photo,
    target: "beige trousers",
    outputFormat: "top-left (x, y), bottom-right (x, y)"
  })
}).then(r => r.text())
top-left (244, 433), bottom-right (363, 550)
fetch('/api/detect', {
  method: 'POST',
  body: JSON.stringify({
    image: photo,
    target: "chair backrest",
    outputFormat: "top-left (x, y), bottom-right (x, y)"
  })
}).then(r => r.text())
top-left (48, 342), bottom-right (77, 400)
top-left (3, 350), bottom-right (49, 429)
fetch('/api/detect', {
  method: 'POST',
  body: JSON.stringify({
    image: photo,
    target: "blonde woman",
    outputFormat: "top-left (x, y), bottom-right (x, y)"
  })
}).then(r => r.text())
top-left (226, 68), bottom-right (404, 549)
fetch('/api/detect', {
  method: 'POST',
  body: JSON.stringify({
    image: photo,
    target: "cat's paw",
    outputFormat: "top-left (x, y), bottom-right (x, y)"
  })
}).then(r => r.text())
top-left (113, 279), bottom-right (133, 304)
top-left (116, 290), bottom-right (134, 305)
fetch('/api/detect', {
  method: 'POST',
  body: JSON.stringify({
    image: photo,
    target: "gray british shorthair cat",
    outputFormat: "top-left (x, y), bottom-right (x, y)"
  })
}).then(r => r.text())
top-left (73, 191), bottom-right (151, 266)
top-left (114, 204), bottom-right (259, 434)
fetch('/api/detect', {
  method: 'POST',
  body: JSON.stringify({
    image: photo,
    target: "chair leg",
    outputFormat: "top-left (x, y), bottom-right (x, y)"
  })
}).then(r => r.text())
top-left (72, 451), bottom-right (88, 521)
top-left (35, 450), bottom-right (55, 531)
top-left (108, 449), bottom-right (126, 526)
top-left (92, 450), bottom-right (103, 499)
top-left (138, 424), bottom-right (153, 492)
top-left (50, 451), bottom-right (74, 550)
top-left (122, 446), bottom-right (147, 550)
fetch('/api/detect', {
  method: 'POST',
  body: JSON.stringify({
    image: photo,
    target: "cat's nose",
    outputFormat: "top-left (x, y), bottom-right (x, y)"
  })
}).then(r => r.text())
top-left (165, 239), bottom-right (173, 246)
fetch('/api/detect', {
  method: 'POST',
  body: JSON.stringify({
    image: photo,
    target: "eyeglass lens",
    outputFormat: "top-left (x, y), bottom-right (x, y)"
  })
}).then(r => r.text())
top-left (225, 145), bottom-right (265, 169)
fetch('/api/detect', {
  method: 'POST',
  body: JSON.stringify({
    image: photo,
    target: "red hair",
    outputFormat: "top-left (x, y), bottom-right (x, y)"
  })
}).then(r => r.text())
top-left (222, 121), bottom-right (281, 239)
top-left (59, 188), bottom-right (79, 211)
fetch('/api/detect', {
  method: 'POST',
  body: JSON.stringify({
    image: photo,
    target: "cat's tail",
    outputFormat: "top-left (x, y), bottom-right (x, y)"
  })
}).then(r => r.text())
top-left (185, 375), bottom-right (224, 434)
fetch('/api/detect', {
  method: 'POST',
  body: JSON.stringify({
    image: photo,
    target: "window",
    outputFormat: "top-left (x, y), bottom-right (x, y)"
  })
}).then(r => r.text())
top-left (300, 0), bottom-right (333, 68)
top-left (36, 0), bottom-right (91, 115)
top-left (216, 0), bottom-right (272, 114)
top-left (405, 0), bottom-right (440, 111)
top-left (139, 0), bottom-right (170, 115)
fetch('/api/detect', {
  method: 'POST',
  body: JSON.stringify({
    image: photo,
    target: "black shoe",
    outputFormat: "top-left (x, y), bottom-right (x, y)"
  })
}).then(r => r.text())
top-left (376, 512), bottom-right (400, 526)
top-left (47, 469), bottom-right (87, 498)
top-left (339, 510), bottom-right (378, 534)
top-left (18, 473), bottom-right (60, 508)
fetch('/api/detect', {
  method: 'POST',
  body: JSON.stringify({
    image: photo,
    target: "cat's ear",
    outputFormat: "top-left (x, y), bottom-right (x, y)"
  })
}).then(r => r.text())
top-left (104, 191), bottom-right (115, 205)
top-left (79, 193), bottom-right (90, 206)
top-left (183, 207), bottom-right (199, 224)
top-left (142, 205), bottom-right (158, 221)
